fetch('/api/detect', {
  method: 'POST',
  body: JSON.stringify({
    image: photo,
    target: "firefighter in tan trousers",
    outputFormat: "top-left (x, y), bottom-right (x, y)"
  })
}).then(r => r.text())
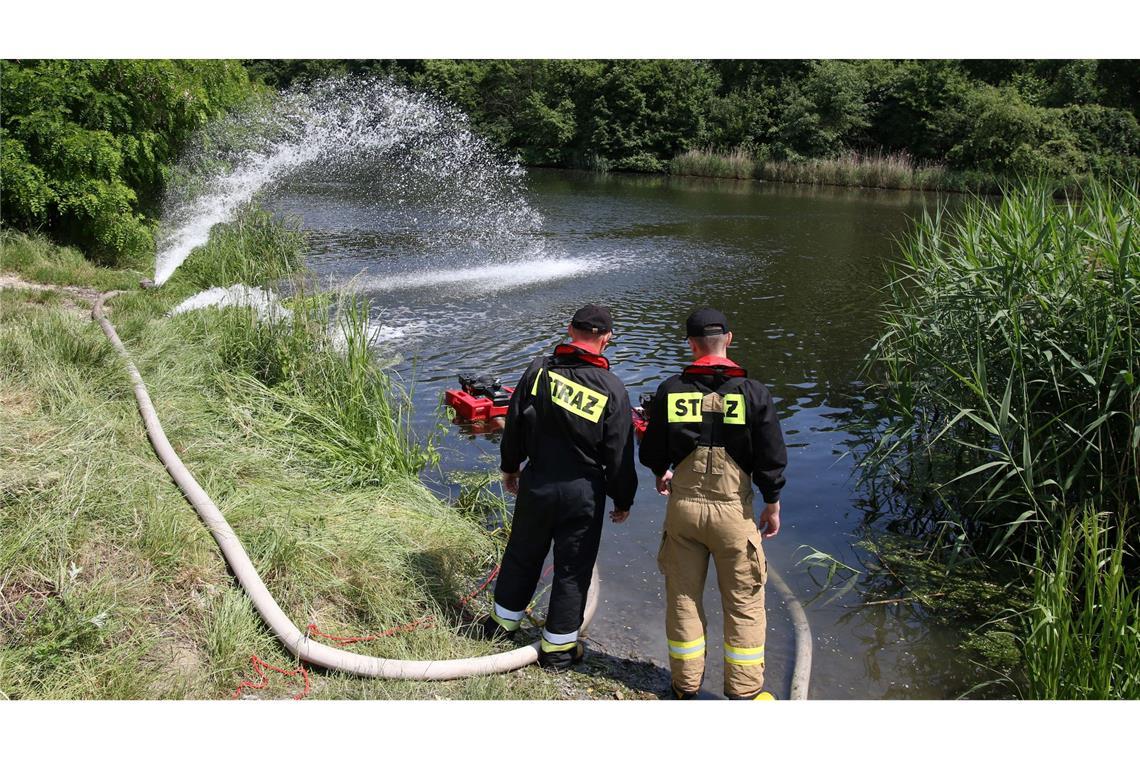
top-left (638, 307), bottom-right (787, 700)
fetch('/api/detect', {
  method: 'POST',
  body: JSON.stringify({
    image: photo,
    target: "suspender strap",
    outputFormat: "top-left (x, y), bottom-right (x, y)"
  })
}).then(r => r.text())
top-left (694, 376), bottom-right (748, 448)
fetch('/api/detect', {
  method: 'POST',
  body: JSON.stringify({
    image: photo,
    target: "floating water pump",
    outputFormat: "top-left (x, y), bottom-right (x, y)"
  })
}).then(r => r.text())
top-left (444, 374), bottom-right (653, 440)
top-left (445, 374), bottom-right (514, 422)
top-left (631, 393), bottom-right (653, 440)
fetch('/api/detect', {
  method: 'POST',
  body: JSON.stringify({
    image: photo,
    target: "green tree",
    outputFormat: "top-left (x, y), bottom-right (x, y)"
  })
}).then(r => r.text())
top-left (583, 60), bottom-right (718, 171)
top-left (1, 59), bottom-right (253, 265)
top-left (947, 85), bottom-right (1087, 178)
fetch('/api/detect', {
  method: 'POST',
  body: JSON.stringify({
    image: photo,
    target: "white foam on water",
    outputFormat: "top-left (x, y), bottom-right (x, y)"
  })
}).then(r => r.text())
top-left (328, 318), bottom-right (433, 352)
top-left (355, 258), bottom-right (612, 295)
top-left (154, 78), bottom-right (543, 285)
top-left (168, 285), bottom-right (290, 322)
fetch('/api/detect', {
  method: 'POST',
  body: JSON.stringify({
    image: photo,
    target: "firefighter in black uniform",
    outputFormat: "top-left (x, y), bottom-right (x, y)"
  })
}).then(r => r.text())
top-left (639, 307), bottom-right (787, 699)
top-left (480, 304), bottom-right (638, 669)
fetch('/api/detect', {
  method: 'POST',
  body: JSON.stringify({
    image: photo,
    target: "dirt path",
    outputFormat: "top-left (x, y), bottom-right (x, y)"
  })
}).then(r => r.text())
top-left (0, 273), bottom-right (101, 319)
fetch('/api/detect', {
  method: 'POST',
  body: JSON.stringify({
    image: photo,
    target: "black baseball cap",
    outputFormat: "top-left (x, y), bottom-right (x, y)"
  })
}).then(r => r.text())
top-left (571, 304), bottom-right (614, 334)
top-left (686, 307), bottom-right (730, 337)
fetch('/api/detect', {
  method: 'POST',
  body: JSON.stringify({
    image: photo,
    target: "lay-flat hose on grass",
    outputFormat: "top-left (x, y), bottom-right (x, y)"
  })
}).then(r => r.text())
top-left (93, 290), bottom-right (595, 680)
top-left (93, 289), bottom-right (811, 695)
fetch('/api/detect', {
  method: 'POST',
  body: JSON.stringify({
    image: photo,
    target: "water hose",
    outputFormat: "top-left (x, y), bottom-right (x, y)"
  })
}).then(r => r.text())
top-left (93, 290), bottom-right (597, 680)
top-left (93, 287), bottom-right (810, 695)
top-left (767, 565), bottom-right (813, 699)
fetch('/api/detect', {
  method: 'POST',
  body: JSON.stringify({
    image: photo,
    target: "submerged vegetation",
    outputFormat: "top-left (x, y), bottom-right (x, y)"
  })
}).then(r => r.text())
top-left (858, 180), bottom-right (1140, 697)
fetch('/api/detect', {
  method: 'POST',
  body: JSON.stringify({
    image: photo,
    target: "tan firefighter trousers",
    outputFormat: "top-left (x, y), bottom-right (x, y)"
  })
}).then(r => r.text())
top-left (657, 442), bottom-right (767, 698)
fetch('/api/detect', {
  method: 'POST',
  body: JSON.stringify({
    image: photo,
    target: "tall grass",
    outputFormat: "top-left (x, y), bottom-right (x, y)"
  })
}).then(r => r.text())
top-left (187, 286), bottom-right (438, 487)
top-left (667, 149), bottom-right (1002, 192)
top-left (756, 151), bottom-right (997, 193)
top-left (861, 181), bottom-right (1139, 556)
top-left (0, 284), bottom-right (503, 698)
top-left (1, 230), bottom-right (142, 291)
top-left (1023, 508), bottom-right (1139, 699)
top-left (670, 148), bottom-right (755, 179)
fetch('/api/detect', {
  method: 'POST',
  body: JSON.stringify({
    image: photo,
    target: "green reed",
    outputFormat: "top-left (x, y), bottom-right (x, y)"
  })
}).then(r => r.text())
top-left (862, 180), bottom-right (1139, 556)
top-left (1023, 507), bottom-right (1139, 699)
top-left (670, 148), bottom-right (756, 179)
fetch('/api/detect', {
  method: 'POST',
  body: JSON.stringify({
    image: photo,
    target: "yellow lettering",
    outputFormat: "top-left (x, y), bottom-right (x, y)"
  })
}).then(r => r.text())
top-left (667, 392), bottom-right (705, 423)
top-left (547, 371), bottom-right (607, 423)
top-left (723, 393), bottom-right (746, 425)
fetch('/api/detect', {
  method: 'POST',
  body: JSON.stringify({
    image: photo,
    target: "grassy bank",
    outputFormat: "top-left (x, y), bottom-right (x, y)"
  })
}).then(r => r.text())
top-left (857, 181), bottom-right (1139, 698)
top-left (0, 226), bottom-right (663, 699)
top-left (669, 148), bottom-right (1002, 193)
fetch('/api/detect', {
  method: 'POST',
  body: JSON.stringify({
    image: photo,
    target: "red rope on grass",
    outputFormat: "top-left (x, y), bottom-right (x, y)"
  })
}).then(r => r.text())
top-left (232, 655), bottom-right (311, 700)
top-left (231, 565), bottom-right (501, 699)
top-left (307, 616), bottom-right (435, 644)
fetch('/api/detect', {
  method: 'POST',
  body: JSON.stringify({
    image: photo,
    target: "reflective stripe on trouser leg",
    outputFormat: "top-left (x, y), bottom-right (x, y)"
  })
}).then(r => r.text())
top-left (491, 603), bottom-right (524, 632)
top-left (724, 644), bottom-right (765, 666)
top-left (667, 635), bottom-right (706, 660)
top-left (540, 628), bottom-right (579, 653)
top-left (658, 522), bottom-right (711, 695)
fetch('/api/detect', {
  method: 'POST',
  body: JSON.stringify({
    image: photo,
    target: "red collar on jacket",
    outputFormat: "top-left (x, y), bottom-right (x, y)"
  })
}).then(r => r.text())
top-left (554, 342), bottom-right (610, 369)
top-left (682, 354), bottom-right (747, 378)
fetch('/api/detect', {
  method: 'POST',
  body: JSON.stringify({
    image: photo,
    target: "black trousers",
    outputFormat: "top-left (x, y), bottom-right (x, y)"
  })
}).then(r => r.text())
top-left (493, 466), bottom-right (606, 636)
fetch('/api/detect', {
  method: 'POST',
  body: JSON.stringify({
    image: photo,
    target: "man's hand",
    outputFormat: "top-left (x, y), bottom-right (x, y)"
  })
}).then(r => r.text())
top-left (759, 501), bottom-right (781, 538)
top-left (502, 470), bottom-right (521, 495)
top-left (610, 509), bottom-right (630, 524)
top-left (655, 470), bottom-right (673, 496)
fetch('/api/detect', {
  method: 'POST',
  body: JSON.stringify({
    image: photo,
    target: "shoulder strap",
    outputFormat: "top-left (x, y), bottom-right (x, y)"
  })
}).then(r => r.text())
top-left (716, 376), bottom-right (748, 396)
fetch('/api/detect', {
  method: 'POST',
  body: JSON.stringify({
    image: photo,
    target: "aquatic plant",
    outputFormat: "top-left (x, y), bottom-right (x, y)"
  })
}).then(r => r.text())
top-left (861, 181), bottom-right (1139, 556)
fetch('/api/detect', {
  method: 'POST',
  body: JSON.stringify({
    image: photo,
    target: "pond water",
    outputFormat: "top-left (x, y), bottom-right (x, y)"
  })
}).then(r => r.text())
top-left (267, 169), bottom-right (979, 699)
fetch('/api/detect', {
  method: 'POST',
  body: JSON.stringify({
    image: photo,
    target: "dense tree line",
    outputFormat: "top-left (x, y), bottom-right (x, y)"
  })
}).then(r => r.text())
top-left (3, 59), bottom-right (1137, 264)
top-left (248, 59), bottom-right (1140, 178)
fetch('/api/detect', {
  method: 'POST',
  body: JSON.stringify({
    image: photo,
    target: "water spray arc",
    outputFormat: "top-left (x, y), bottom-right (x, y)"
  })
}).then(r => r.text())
top-left (153, 77), bottom-right (543, 286)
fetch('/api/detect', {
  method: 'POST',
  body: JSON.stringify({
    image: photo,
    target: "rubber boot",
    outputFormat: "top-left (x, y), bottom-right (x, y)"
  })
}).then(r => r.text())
top-left (538, 641), bottom-right (585, 671)
top-left (473, 614), bottom-right (519, 643)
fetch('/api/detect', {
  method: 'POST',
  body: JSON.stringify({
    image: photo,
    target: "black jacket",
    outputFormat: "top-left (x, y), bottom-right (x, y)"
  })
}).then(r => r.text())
top-left (500, 344), bottom-right (638, 511)
top-left (638, 358), bottom-right (787, 504)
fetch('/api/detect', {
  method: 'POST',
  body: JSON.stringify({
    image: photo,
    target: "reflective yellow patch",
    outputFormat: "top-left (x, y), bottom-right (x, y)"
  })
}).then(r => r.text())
top-left (667, 392), bottom-right (705, 423)
top-left (530, 368), bottom-right (544, 395)
top-left (547, 371), bottom-right (607, 422)
top-left (723, 393), bottom-right (746, 425)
